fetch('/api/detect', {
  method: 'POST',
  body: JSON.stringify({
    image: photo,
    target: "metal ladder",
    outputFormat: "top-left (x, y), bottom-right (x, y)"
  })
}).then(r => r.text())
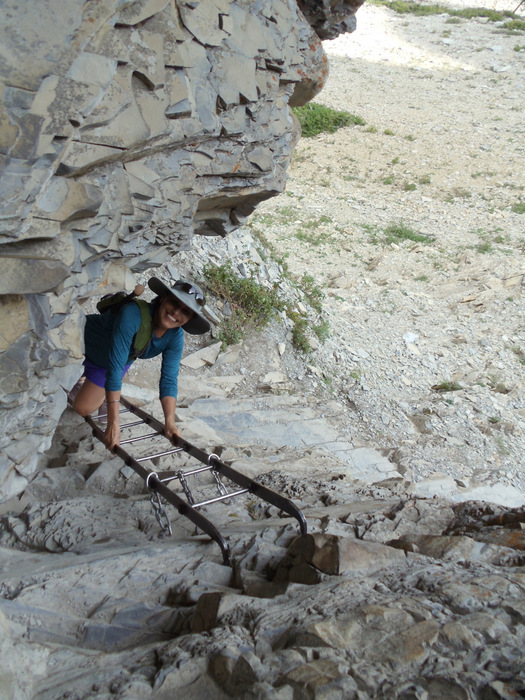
top-left (83, 396), bottom-right (307, 565)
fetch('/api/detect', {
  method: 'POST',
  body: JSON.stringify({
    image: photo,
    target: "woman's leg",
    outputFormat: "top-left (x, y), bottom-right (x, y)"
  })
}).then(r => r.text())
top-left (72, 379), bottom-right (105, 416)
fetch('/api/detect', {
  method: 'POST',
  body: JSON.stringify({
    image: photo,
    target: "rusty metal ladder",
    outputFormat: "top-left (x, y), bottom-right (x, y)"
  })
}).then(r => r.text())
top-left (83, 396), bottom-right (307, 565)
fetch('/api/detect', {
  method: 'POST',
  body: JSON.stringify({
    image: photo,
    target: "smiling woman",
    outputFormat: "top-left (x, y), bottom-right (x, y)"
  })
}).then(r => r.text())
top-left (71, 278), bottom-right (210, 450)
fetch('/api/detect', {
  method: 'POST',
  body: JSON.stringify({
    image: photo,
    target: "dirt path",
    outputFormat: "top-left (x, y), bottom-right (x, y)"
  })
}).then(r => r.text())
top-left (255, 3), bottom-right (525, 498)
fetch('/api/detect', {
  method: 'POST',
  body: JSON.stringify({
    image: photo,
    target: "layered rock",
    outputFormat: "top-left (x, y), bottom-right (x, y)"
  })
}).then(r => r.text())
top-left (0, 401), bottom-right (523, 699)
top-left (0, 0), bottom-right (362, 500)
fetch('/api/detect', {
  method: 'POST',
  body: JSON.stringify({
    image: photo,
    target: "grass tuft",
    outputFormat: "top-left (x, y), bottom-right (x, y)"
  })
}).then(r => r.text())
top-left (384, 222), bottom-right (434, 245)
top-left (293, 103), bottom-right (365, 138)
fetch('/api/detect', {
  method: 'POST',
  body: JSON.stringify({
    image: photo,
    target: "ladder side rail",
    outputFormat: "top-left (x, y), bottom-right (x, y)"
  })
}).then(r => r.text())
top-left (119, 397), bottom-right (308, 536)
top-left (84, 414), bottom-right (231, 565)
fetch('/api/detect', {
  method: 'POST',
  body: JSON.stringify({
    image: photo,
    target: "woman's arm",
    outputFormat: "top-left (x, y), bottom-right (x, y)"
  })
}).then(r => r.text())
top-left (104, 389), bottom-right (122, 450)
top-left (159, 328), bottom-right (184, 440)
top-left (161, 395), bottom-right (181, 441)
top-left (104, 304), bottom-right (142, 449)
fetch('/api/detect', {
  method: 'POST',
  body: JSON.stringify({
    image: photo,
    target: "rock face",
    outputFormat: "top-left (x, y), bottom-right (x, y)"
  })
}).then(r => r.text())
top-left (0, 394), bottom-right (524, 699)
top-left (0, 0), bottom-right (361, 500)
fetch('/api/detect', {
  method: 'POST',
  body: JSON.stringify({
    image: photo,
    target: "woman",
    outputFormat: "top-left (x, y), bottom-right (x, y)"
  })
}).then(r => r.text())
top-left (72, 277), bottom-right (210, 450)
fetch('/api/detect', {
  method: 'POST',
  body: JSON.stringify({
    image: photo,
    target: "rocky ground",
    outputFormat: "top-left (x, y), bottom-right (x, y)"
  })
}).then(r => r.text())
top-left (253, 1), bottom-right (525, 501)
top-left (1, 3), bottom-right (525, 699)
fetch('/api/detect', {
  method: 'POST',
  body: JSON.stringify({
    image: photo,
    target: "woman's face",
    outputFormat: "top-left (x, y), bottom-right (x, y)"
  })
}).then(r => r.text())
top-left (157, 294), bottom-right (194, 331)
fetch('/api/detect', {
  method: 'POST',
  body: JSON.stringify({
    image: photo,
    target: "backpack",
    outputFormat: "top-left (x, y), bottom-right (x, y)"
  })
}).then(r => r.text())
top-left (96, 285), bottom-right (152, 360)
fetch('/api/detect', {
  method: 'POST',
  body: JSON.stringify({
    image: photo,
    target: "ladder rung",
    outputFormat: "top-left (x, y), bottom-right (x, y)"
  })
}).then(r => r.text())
top-left (135, 447), bottom-right (184, 462)
top-left (96, 408), bottom-right (131, 419)
top-left (120, 431), bottom-right (161, 445)
top-left (180, 464), bottom-right (216, 478)
top-left (193, 488), bottom-right (250, 508)
top-left (120, 419), bottom-right (146, 429)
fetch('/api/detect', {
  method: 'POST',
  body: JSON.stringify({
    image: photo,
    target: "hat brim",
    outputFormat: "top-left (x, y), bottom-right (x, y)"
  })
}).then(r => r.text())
top-left (148, 277), bottom-right (211, 335)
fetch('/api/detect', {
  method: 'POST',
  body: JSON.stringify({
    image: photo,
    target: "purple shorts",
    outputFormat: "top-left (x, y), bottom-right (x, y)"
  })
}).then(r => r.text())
top-left (83, 358), bottom-right (132, 389)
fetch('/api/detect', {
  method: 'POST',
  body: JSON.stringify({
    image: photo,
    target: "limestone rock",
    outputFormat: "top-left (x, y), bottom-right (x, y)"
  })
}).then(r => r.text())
top-left (0, 0), bottom-right (363, 495)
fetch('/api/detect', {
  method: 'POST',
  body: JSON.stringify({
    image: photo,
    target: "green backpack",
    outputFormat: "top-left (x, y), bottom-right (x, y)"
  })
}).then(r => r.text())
top-left (96, 285), bottom-right (152, 360)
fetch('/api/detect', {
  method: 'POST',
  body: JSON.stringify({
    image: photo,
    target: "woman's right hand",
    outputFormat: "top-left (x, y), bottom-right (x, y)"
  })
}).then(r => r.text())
top-left (104, 422), bottom-right (121, 451)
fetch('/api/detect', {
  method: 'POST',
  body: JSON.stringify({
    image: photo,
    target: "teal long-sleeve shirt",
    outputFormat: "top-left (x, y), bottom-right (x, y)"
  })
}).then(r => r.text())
top-left (84, 301), bottom-right (184, 398)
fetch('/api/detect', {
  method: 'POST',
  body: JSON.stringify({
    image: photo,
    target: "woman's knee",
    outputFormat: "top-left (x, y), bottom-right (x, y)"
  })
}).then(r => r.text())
top-left (71, 395), bottom-right (93, 416)
top-left (71, 381), bottom-right (104, 416)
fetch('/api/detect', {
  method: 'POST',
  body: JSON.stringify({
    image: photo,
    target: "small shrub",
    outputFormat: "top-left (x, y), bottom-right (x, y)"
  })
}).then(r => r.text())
top-left (511, 202), bottom-right (525, 214)
top-left (202, 262), bottom-right (285, 347)
top-left (300, 274), bottom-right (325, 313)
top-left (288, 310), bottom-right (311, 353)
top-left (504, 20), bottom-right (525, 31)
top-left (292, 103), bottom-right (365, 138)
top-left (384, 222), bottom-right (434, 245)
top-left (313, 320), bottom-right (330, 342)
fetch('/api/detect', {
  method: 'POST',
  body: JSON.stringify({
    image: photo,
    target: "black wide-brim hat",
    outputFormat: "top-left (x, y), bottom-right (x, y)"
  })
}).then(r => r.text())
top-left (148, 277), bottom-right (211, 335)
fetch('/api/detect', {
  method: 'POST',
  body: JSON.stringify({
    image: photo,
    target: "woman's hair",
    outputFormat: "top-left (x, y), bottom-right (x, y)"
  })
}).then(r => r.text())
top-left (151, 294), bottom-right (163, 328)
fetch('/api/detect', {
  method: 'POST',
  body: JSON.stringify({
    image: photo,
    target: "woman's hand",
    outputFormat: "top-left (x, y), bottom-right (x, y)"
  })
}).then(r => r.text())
top-left (104, 421), bottom-right (121, 451)
top-left (161, 396), bottom-right (180, 443)
top-left (164, 420), bottom-right (181, 442)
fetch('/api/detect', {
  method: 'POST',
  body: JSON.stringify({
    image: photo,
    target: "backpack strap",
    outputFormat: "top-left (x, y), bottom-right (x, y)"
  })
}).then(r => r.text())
top-left (131, 299), bottom-right (153, 359)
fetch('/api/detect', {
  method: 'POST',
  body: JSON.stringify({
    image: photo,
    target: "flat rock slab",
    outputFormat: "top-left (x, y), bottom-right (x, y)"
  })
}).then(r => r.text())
top-left (178, 396), bottom-right (401, 484)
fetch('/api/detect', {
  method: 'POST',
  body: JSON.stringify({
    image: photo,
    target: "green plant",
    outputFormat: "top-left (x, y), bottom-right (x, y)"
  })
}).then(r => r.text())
top-left (313, 320), bottom-right (330, 342)
top-left (514, 44), bottom-right (525, 52)
top-left (202, 262), bottom-right (285, 348)
top-left (296, 230), bottom-right (324, 246)
top-left (431, 381), bottom-right (462, 393)
top-left (384, 129), bottom-right (395, 136)
top-left (384, 222), bottom-right (434, 245)
top-left (414, 275), bottom-right (429, 282)
top-left (418, 174), bottom-right (431, 184)
top-left (475, 241), bottom-right (493, 254)
top-left (370, 0), bottom-right (517, 23)
top-left (404, 182), bottom-right (417, 192)
top-left (288, 310), bottom-right (311, 353)
top-left (382, 175), bottom-right (395, 185)
top-left (292, 103), bottom-right (365, 138)
top-left (366, 125), bottom-right (378, 134)
top-left (300, 274), bottom-right (325, 313)
top-left (511, 202), bottom-right (525, 214)
top-left (504, 20), bottom-right (525, 31)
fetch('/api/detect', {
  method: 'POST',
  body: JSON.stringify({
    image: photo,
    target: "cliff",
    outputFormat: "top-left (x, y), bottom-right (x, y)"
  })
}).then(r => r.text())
top-left (0, 0), bottom-right (362, 499)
